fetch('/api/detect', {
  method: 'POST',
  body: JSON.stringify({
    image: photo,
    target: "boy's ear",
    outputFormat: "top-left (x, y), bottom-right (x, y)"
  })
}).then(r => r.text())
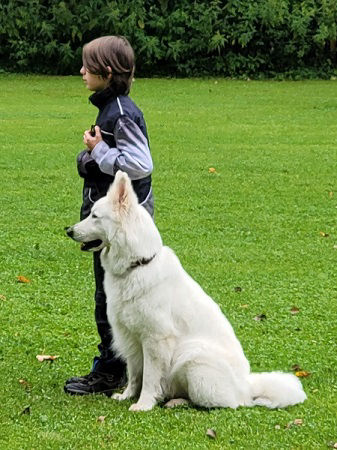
top-left (108, 171), bottom-right (136, 215)
top-left (106, 66), bottom-right (112, 80)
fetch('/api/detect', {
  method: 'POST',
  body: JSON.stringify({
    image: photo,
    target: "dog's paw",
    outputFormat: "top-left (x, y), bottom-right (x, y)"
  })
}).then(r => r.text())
top-left (129, 402), bottom-right (154, 412)
top-left (112, 392), bottom-right (128, 402)
top-left (164, 398), bottom-right (189, 409)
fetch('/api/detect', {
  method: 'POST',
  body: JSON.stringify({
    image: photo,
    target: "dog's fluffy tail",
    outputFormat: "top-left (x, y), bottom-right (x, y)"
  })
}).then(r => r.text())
top-left (248, 371), bottom-right (307, 408)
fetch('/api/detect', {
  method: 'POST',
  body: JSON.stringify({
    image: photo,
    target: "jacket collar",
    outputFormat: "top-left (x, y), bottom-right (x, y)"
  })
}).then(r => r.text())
top-left (89, 87), bottom-right (117, 109)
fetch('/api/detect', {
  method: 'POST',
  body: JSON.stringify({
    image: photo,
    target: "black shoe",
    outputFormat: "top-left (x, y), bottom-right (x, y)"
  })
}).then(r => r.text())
top-left (64, 371), bottom-right (126, 396)
top-left (65, 373), bottom-right (93, 385)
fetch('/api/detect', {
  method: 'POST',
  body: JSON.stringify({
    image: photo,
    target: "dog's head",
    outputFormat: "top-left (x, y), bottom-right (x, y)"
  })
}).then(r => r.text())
top-left (66, 171), bottom-right (162, 261)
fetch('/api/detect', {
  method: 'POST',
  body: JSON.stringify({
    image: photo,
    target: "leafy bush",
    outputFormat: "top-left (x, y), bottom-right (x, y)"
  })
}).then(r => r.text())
top-left (0, 0), bottom-right (336, 78)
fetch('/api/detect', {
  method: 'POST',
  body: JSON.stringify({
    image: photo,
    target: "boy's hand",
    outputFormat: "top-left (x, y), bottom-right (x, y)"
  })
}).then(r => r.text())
top-left (83, 126), bottom-right (102, 152)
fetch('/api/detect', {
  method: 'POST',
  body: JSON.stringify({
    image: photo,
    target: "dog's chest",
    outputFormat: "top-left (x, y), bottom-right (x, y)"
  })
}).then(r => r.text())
top-left (104, 275), bottom-right (155, 333)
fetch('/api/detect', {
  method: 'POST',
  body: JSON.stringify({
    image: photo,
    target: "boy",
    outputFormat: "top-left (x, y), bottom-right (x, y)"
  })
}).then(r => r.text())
top-left (65, 36), bottom-right (154, 396)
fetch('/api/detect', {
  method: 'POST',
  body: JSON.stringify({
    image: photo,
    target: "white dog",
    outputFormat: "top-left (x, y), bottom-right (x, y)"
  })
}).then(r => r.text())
top-left (67, 171), bottom-right (307, 412)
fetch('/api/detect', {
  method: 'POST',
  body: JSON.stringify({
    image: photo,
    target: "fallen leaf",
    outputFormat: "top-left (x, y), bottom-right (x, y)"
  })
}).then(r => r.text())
top-left (17, 275), bottom-right (30, 283)
top-left (234, 286), bottom-right (242, 292)
top-left (320, 231), bottom-right (329, 238)
top-left (0, 294), bottom-right (6, 301)
top-left (206, 428), bottom-right (217, 439)
top-left (285, 418), bottom-right (303, 429)
top-left (21, 406), bottom-right (31, 415)
top-left (208, 167), bottom-right (217, 173)
top-left (36, 355), bottom-right (59, 362)
top-left (291, 364), bottom-right (302, 372)
top-left (293, 418), bottom-right (303, 426)
top-left (329, 191), bottom-right (333, 198)
top-left (254, 313), bottom-right (267, 321)
top-left (240, 304), bottom-right (249, 308)
top-left (19, 379), bottom-right (31, 389)
top-left (97, 416), bottom-right (106, 423)
top-left (290, 306), bottom-right (300, 315)
top-left (274, 424), bottom-right (281, 430)
top-left (295, 370), bottom-right (311, 378)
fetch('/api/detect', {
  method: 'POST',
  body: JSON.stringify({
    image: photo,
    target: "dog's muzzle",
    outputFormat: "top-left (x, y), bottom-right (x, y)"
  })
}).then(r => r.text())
top-left (65, 227), bottom-right (74, 238)
top-left (65, 226), bottom-right (103, 252)
top-left (79, 239), bottom-right (103, 251)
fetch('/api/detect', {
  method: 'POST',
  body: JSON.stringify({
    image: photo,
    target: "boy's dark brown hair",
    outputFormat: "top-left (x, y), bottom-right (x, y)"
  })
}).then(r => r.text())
top-left (83, 36), bottom-right (135, 95)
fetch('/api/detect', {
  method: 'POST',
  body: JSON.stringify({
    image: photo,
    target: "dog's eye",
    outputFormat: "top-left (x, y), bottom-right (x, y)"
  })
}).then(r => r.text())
top-left (92, 213), bottom-right (98, 219)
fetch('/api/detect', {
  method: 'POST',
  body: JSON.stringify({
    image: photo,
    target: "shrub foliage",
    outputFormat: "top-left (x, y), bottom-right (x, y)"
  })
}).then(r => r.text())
top-left (0, 0), bottom-right (336, 77)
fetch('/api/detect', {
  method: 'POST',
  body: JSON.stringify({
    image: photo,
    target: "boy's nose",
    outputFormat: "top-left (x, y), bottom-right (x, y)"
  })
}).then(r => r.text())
top-left (80, 66), bottom-right (85, 75)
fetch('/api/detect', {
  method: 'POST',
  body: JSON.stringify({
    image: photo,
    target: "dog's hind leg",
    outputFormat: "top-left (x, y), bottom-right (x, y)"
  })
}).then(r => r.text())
top-left (170, 342), bottom-right (250, 409)
top-left (164, 398), bottom-right (190, 408)
top-left (184, 361), bottom-right (250, 409)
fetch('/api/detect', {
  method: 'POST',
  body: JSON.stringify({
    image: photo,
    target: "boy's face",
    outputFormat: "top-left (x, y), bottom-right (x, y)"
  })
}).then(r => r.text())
top-left (80, 66), bottom-right (110, 92)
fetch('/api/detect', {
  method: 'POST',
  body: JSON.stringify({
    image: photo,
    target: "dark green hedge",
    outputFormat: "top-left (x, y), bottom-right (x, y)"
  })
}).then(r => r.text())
top-left (1, 0), bottom-right (336, 78)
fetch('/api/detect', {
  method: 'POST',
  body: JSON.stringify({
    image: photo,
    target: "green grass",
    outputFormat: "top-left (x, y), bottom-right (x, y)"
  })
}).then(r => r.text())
top-left (0, 74), bottom-right (336, 449)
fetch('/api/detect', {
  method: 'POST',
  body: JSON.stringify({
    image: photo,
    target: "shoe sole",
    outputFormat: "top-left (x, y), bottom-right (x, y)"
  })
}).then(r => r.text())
top-left (64, 386), bottom-right (113, 397)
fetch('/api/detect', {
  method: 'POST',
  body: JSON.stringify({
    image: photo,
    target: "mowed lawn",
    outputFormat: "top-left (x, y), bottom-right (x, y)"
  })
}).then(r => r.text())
top-left (0, 74), bottom-right (336, 449)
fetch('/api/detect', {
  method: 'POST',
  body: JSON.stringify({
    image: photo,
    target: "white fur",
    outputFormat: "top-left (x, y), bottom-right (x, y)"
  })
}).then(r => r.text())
top-left (69, 171), bottom-right (307, 412)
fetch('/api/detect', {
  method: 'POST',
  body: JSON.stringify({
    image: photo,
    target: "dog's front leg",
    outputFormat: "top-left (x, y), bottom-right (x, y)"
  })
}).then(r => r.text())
top-left (112, 353), bottom-right (142, 402)
top-left (129, 342), bottom-right (168, 412)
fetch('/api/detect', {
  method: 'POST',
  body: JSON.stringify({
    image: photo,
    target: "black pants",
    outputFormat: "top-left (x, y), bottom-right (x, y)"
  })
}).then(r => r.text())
top-left (92, 251), bottom-right (126, 376)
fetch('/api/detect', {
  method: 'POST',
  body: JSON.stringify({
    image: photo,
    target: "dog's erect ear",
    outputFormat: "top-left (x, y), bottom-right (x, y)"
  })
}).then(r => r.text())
top-left (108, 171), bottom-right (136, 215)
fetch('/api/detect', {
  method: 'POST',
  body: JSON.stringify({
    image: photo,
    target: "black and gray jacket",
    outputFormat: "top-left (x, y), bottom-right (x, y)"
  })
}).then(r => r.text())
top-left (77, 88), bottom-right (154, 219)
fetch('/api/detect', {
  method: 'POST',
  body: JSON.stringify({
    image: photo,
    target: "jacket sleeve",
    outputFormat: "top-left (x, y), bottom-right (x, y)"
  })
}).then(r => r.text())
top-left (90, 116), bottom-right (153, 180)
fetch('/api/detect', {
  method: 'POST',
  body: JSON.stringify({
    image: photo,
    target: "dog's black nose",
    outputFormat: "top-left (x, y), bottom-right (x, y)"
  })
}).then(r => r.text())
top-left (66, 227), bottom-right (73, 238)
